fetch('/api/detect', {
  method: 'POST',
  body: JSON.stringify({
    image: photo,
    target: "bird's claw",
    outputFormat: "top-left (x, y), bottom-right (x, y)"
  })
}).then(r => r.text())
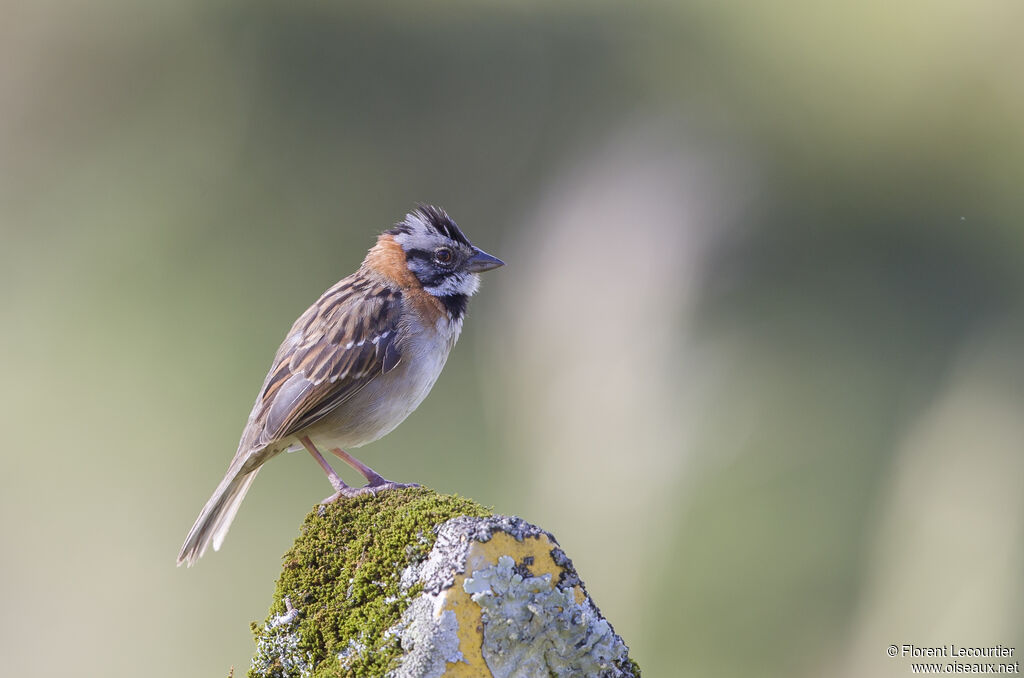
top-left (320, 480), bottom-right (420, 504)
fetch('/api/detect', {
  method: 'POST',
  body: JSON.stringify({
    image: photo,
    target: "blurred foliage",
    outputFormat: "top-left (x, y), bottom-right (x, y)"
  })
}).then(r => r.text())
top-left (1, 1), bottom-right (1022, 677)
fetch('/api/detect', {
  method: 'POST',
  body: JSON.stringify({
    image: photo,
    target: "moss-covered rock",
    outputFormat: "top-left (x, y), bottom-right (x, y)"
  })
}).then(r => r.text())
top-left (249, 487), bottom-right (639, 678)
top-left (250, 488), bottom-right (491, 677)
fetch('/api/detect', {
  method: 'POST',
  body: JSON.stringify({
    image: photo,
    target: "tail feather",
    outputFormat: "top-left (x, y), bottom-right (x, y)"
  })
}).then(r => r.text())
top-left (177, 464), bottom-right (262, 567)
top-left (211, 470), bottom-right (259, 552)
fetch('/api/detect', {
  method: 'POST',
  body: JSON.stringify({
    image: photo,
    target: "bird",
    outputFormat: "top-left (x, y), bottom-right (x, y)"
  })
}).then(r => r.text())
top-left (177, 205), bottom-right (503, 566)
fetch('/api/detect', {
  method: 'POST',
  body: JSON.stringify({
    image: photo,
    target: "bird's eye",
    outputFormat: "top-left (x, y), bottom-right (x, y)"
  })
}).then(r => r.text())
top-left (434, 247), bottom-right (454, 265)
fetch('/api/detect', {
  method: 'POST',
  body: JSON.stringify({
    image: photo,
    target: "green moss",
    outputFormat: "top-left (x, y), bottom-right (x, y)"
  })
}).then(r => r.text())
top-left (249, 487), bottom-right (492, 678)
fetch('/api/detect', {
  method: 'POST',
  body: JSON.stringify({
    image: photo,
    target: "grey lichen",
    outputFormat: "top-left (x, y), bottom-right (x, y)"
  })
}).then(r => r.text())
top-left (389, 598), bottom-right (464, 678)
top-left (464, 555), bottom-right (631, 678)
top-left (251, 598), bottom-right (313, 678)
top-left (337, 637), bottom-right (367, 671)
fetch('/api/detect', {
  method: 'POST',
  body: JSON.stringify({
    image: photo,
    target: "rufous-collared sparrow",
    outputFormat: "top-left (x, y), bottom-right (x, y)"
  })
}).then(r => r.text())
top-left (177, 205), bottom-right (503, 566)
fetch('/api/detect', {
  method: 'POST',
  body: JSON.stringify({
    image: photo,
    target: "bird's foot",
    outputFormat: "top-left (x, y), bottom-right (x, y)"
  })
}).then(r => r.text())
top-left (320, 480), bottom-right (420, 503)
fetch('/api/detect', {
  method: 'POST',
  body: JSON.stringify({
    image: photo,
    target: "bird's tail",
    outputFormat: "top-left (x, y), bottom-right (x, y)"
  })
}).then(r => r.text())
top-left (177, 462), bottom-right (262, 567)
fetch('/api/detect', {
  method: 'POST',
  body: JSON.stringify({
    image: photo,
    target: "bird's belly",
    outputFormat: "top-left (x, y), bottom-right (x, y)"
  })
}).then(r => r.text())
top-left (303, 332), bottom-right (454, 450)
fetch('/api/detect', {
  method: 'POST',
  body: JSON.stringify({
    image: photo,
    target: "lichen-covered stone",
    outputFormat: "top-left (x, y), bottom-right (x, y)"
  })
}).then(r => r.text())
top-left (249, 488), bottom-right (640, 678)
top-left (388, 515), bottom-right (637, 678)
top-left (464, 555), bottom-right (627, 677)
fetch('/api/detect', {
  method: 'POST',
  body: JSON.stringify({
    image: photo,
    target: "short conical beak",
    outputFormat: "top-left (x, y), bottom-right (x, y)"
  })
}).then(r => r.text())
top-left (466, 247), bottom-right (504, 273)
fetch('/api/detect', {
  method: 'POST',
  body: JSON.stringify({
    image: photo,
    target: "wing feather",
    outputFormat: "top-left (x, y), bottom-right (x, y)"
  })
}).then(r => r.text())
top-left (236, 273), bottom-right (403, 455)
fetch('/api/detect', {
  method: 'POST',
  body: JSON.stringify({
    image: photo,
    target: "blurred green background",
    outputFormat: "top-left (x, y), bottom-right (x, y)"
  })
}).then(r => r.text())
top-left (2, 1), bottom-right (1023, 676)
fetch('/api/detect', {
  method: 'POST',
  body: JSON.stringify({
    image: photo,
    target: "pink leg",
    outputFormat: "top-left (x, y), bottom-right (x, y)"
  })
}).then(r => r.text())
top-left (299, 436), bottom-right (347, 491)
top-left (300, 435), bottom-right (364, 502)
top-left (331, 447), bottom-right (420, 493)
top-left (330, 448), bottom-right (386, 485)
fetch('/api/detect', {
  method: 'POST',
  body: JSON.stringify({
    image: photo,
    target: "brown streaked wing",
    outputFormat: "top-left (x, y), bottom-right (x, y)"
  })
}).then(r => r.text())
top-left (244, 274), bottom-right (403, 452)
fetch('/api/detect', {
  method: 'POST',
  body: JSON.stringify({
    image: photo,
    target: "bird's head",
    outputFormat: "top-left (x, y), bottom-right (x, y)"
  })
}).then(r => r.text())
top-left (385, 204), bottom-right (504, 301)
